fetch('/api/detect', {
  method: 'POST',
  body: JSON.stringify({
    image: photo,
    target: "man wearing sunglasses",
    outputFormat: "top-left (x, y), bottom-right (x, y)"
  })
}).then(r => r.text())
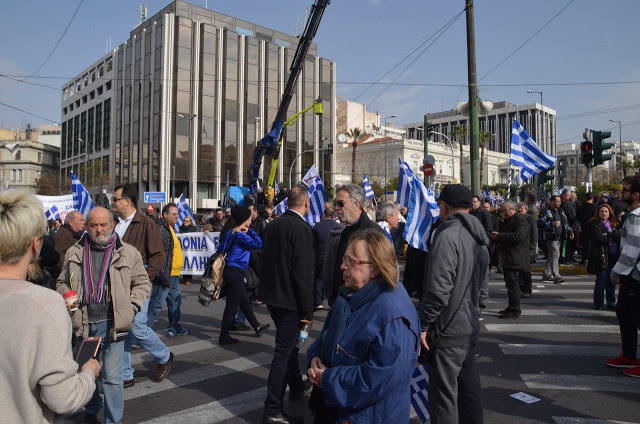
top-left (322, 184), bottom-right (386, 305)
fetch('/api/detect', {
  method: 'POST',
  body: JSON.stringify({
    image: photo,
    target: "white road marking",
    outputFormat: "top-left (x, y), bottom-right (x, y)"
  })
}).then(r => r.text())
top-left (553, 417), bottom-right (639, 424)
top-left (485, 309), bottom-right (614, 317)
top-left (499, 344), bottom-right (621, 356)
top-left (485, 324), bottom-right (619, 333)
top-left (521, 374), bottom-right (640, 393)
top-left (132, 338), bottom-right (219, 365)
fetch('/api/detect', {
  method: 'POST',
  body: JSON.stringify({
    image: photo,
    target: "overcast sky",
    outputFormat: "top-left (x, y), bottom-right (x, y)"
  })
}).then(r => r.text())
top-left (1, 0), bottom-right (638, 145)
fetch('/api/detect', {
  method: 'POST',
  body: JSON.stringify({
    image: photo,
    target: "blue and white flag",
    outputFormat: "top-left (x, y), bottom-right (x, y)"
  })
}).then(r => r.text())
top-left (175, 194), bottom-right (195, 233)
top-left (402, 175), bottom-right (439, 252)
top-left (45, 205), bottom-right (61, 221)
top-left (511, 120), bottom-right (556, 183)
top-left (275, 165), bottom-right (328, 227)
top-left (497, 192), bottom-right (504, 202)
top-left (397, 158), bottom-right (415, 208)
top-left (251, 179), bottom-right (261, 194)
top-left (274, 198), bottom-right (288, 216)
top-left (274, 180), bottom-right (279, 195)
top-left (71, 172), bottom-right (94, 218)
top-left (410, 365), bottom-right (430, 423)
top-left (362, 174), bottom-right (375, 199)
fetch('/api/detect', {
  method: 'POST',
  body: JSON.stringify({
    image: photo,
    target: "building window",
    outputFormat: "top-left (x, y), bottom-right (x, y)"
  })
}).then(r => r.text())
top-left (569, 157), bottom-right (574, 165)
top-left (38, 152), bottom-right (42, 163)
top-left (14, 151), bottom-right (21, 160)
top-left (17, 170), bottom-right (22, 182)
top-left (11, 170), bottom-right (15, 182)
top-left (36, 170), bottom-right (41, 180)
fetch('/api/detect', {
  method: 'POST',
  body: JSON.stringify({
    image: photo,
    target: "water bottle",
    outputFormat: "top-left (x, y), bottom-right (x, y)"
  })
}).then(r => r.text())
top-left (296, 324), bottom-right (309, 349)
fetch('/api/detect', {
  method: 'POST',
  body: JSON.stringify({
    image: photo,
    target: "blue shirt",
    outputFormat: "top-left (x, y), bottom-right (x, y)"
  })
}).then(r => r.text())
top-left (218, 228), bottom-right (262, 271)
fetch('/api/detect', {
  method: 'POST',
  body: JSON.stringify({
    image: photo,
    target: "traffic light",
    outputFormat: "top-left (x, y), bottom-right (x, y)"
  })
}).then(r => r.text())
top-left (593, 130), bottom-right (613, 165)
top-left (328, 143), bottom-right (334, 154)
top-left (557, 157), bottom-right (567, 187)
top-left (426, 122), bottom-right (434, 139)
top-left (537, 166), bottom-right (555, 187)
top-left (581, 140), bottom-right (593, 165)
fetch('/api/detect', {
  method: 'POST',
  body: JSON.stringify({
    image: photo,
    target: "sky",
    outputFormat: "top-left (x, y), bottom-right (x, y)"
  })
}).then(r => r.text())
top-left (1, 0), bottom-right (639, 146)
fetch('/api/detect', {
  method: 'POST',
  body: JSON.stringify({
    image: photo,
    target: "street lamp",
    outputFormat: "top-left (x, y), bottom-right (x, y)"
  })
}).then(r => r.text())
top-left (432, 131), bottom-right (457, 183)
top-left (609, 119), bottom-right (622, 180)
top-left (384, 114), bottom-right (397, 200)
top-left (289, 137), bottom-right (329, 187)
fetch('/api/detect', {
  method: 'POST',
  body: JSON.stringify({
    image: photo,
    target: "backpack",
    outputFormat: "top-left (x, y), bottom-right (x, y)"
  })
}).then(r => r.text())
top-left (199, 235), bottom-right (234, 306)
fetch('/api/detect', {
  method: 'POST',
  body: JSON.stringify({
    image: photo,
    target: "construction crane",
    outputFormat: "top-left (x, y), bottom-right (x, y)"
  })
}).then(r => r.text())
top-left (249, 0), bottom-right (331, 188)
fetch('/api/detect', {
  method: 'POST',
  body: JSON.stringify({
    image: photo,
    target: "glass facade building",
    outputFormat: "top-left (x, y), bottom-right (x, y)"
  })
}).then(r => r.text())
top-left (60, 1), bottom-right (337, 209)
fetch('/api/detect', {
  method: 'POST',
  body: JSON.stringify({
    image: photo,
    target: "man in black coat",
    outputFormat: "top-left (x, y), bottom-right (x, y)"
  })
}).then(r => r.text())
top-left (492, 200), bottom-right (530, 319)
top-left (321, 184), bottom-right (386, 305)
top-left (259, 186), bottom-right (314, 424)
top-left (311, 207), bottom-right (338, 311)
top-left (518, 202), bottom-right (538, 295)
top-left (577, 192), bottom-right (597, 264)
top-left (470, 195), bottom-right (493, 240)
top-left (609, 187), bottom-right (627, 218)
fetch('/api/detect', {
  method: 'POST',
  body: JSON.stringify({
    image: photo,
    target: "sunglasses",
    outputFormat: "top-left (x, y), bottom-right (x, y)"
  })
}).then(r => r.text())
top-left (334, 200), bottom-right (348, 208)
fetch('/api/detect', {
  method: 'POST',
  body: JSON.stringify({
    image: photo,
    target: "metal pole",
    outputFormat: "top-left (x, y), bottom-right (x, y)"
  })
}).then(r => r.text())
top-left (465, 0), bottom-right (480, 195)
top-left (433, 131), bottom-right (455, 183)
top-left (289, 147), bottom-right (326, 187)
top-left (172, 165), bottom-right (176, 202)
top-left (586, 163), bottom-right (592, 185)
top-left (384, 118), bottom-right (387, 201)
top-left (620, 121), bottom-right (623, 180)
top-left (423, 114), bottom-right (429, 186)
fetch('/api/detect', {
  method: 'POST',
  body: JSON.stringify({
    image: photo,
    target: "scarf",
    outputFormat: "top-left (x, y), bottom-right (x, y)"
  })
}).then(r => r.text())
top-left (82, 233), bottom-right (118, 304)
top-left (603, 220), bottom-right (617, 255)
top-left (319, 279), bottom-right (386, 367)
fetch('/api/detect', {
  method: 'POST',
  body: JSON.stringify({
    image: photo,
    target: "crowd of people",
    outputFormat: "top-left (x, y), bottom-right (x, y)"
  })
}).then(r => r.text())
top-left (2, 177), bottom-right (640, 424)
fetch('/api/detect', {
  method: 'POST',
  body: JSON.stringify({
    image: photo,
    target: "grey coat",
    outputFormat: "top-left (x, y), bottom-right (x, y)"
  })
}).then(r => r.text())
top-left (419, 212), bottom-right (490, 348)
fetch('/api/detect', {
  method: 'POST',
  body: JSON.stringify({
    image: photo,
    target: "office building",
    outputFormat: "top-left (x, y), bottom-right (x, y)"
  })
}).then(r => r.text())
top-left (60, 0), bottom-right (337, 209)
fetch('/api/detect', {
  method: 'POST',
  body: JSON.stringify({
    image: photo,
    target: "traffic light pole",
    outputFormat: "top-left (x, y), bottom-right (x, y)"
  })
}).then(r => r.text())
top-left (586, 163), bottom-right (592, 185)
top-left (465, 0), bottom-right (480, 195)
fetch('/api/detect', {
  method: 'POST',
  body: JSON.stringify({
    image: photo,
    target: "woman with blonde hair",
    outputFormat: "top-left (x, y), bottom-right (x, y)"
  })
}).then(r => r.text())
top-left (588, 203), bottom-right (621, 310)
top-left (0, 189), bottom-right (100, 423)
top-left (306, 228), bottom-right (420, 423)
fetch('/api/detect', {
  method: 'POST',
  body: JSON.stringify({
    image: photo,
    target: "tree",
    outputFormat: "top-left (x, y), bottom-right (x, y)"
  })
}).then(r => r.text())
top-left (479, 131), bottom-right (492, 185)
top-left (346, 127), bottom-right (364, 184)
top-left (622, 160), bottom-right (634, 178)
top-left (452, 125), bottom-right (468, 184)
top-left (35, 171), bottom-right (62, 195)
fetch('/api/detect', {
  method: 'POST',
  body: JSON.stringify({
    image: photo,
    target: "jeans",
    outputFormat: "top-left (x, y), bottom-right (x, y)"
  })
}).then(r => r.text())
top-left (429, 342), bottom-right (483, 424)
top-left (166, 276), bottom-right (184, 333)
top-left (122, 298), bottom-right (171, 380)
top-left (84, 321), bottom-right (124, 424)
top-left (264, 306), bottom-right (305, 415)
top-left (146, 283), bottom-right (170, 329)
top-left (314, 278), bottom-right (324, 308)
top-left (594, 269), bottom-right (616, 308)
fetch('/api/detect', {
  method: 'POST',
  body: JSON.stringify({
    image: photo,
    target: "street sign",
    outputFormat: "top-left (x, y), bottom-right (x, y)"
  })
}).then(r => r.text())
top-left (423, 163), bottom-right (434, 177)
top-left (144, 192), bottom-right (166, 203)
top-left (423, 154), bottom-right (436, 165)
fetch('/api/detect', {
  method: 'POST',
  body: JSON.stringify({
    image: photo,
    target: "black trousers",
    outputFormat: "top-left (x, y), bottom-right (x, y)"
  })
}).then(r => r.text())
top-left (503, 269), bottom-right (524, 314)
top-left (221, 267), bottom-right (259, 336)
top-left (520, 270), bottom-right (532, 295)
top-left (616, 281), bottom-right (640, 360)
top-left (264, 306), bottom-right (304, 415)
top-left (429, 342), bottom-right (483, 424)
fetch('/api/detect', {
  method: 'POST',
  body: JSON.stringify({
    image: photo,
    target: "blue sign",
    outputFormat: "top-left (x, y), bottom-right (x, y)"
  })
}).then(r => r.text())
top-left (144, 192), bottom-right (166, 203)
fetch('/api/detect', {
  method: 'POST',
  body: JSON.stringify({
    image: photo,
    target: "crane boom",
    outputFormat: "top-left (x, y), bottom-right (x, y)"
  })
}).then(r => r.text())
top-left (249, 0), bottom-right (331, 187)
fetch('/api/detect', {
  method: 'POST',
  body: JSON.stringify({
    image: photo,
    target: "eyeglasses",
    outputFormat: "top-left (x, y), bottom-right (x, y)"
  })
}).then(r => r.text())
top-left (112, 197), bottom-right (124, 203)
top-left (334, 200), bottom-right (346, 208)
top-left (342, 256), bottom-right (372, 267)
top-left (622, 187), bottom-right (632, 194)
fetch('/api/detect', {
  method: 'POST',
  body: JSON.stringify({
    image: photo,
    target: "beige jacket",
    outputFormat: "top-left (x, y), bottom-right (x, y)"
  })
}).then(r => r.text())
top-left (56, 235), bottom-right (151, 341)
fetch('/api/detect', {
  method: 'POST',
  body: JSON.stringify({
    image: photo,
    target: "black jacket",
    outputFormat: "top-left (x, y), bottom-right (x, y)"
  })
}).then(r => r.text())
top-left (250, 216), bottom-right (268, 239)
top-left (496, 213), bottom-right (530, 271)
top-left (523, 213), bottom-right (538, 251)
top-left (588, 220), bottom-right (621, 272)
top-left (561, 200), bottom-right (577, 227)
top-left (312, 218), bottom-right (339, 278)
top-left (154, 219), bottom-right (174, 287)
top-left (470, 207), bottom-right (493, 240)
top-left (610, 197), bottom-right (627, 218)
top-left (259, 210), bottom-right (315, 320)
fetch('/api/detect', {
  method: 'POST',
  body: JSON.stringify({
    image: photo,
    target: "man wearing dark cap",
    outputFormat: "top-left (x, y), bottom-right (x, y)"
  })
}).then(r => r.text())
top-left (419, 184), bottom-right (489, 424)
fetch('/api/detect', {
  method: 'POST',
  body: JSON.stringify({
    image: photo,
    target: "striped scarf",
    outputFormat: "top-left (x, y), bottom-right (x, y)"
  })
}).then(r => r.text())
top-left (82, 233), bottom-right (118, 305)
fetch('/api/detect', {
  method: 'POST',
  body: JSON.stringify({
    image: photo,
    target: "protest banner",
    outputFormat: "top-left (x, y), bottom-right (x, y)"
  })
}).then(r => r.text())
top-left (176, 232), bottom-right (220, 275)
top-left (36, 194), bottom-right (75, 221)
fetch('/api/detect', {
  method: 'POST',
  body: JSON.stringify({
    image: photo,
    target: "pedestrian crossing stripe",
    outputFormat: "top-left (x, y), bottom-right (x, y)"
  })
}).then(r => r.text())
top-left (485, 309), bottom-right (614, 317)
top-left (521, 374), bottom-right (640, 393)
top-left (485, 324), bottom-right (620, 333)
top-left (553, 417), bottom-right (640, 424)
top-left (499, 344), bottom-right (621, 356)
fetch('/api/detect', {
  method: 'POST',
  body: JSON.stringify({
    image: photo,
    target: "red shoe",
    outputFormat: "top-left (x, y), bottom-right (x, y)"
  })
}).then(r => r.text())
top-left (623, 365), bottom-right (640, 378)
top-left (605, 354), bottom-right (640, 369)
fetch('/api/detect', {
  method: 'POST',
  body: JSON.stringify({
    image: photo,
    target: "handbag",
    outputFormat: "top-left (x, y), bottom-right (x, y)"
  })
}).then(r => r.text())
top-left (419, 273), bottom-right (474, 364)
top-left (198, 235), bottom-right (234, 306)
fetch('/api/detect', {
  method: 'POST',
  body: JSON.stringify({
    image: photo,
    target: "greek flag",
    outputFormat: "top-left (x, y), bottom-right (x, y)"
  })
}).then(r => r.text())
top-left (305, 175), bottom-right (328, 227)
top-left (410, 365), bottom-right (430, 423)
top-left (251, 179), bottom-right (261, 193)
top-left (274, 198), bottom-right (288, 216)
top-left (402, 175), bottom-right (439, 252)
top-left (274, 180), bottom-right (279, 195)
top-left (497, 192), bottom-right (504, 202)
top-left (71, 172), bottom-right (94, 218)
top-left (510, 120), bottom-right (556, 183)
top-left (175, 194), bottom-right (195, 233)
top-left (45, 205), bottom-right (61, 220)
top-left (362, 174), bottom-right (375, 199)
top-left (397, 158), bottom-right (414, 208)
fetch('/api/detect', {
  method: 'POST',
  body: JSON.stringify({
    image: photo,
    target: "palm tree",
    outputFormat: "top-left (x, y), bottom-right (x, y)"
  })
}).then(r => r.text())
top-left (622, 160), bottom-right (634, 178)
top-left (479, 131), bottom-right (492, 185)
top-left (346, 127), bottom-right (364, 183)
top-left (452, 125), bottom-right (468, 184)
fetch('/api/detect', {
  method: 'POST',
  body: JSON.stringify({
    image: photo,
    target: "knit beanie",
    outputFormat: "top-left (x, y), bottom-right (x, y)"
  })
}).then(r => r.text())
top-left (439, 184), bottom-right (472, 209)
top-left (231, 205), bottom-right (251, 223)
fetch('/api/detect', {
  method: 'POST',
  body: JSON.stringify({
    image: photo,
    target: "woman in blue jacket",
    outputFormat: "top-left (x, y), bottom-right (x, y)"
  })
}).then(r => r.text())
top-left (218, 206), bottom-right (270, 345)
top-left (307, 228), bottom-right (421, 423)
